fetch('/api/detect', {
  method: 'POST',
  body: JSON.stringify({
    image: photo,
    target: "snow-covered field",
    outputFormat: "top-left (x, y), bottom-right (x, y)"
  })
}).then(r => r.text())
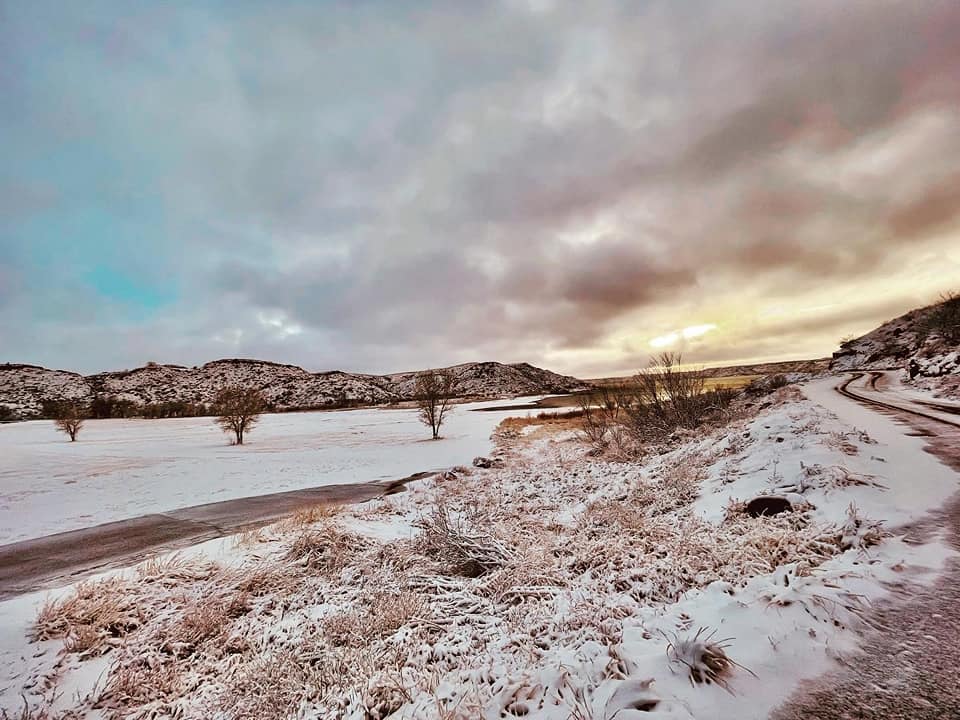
top-left (1, 379), bottom-right (957, 719)
top-left (0, 398), bottom-right (531, 544)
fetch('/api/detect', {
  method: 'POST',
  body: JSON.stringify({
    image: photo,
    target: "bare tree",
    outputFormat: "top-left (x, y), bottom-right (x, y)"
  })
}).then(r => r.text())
top-left (53, 402), bottom-right (86, 442)
top-left (214, 387), bottom-right (265, 445)
top-left (415, 369), bottom-right (458, 439)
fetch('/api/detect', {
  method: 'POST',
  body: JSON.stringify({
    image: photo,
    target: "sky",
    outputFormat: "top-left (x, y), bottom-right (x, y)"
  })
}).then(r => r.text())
top-left (1, 0), bottom-right (959, 378)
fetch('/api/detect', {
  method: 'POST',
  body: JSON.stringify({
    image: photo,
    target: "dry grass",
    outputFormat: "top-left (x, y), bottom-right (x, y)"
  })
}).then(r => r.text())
top-left (32, 578), bottom-right (143, 655)
top-left (18, 391), bottom-right (889, 720)
top-left (665, 627), bottom-right (750, 690)
top-left (414, 504), bottom-right (514, 577)
top-left (284, 521), bottom-right (367, 574)
top-left (278, 502), bottom-right (341, 532)
top-left (323, 591), bottom-right (426, 647)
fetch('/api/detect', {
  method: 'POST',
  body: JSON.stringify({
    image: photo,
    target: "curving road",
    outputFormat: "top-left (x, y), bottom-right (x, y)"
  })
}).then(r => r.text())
top-left (838, 370), bottom-right (960, 428)
top-left (775, 371), bottom-right (960, 720)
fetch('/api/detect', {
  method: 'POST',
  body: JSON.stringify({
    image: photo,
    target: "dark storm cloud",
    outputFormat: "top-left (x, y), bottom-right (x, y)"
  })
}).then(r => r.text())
top-left (2, 0), bottom-right (960, 374)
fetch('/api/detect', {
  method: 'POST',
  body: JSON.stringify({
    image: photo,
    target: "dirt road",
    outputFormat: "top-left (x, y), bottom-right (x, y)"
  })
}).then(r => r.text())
top-left (774, 372), bottom-right (960, 720)
top-left (0, 472), bottom-right (430, 600)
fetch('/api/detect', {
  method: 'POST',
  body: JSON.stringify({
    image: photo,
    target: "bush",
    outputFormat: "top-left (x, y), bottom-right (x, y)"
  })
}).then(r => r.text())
top-left (623, 353), bottom-right (736, 442)
top-left (89, 395), bottom-right (139, 419)
top-left (925, 291), bottom-right (960, 343)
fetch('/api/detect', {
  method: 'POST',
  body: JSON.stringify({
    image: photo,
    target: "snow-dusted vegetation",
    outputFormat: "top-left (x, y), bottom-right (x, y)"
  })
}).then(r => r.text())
top-left (0, 360), bottom-right (588, 420)
top-left (2, 380), bottom-right (954, 719)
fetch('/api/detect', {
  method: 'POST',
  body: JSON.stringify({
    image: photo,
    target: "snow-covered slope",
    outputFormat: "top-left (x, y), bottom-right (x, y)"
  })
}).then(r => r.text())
top-left (0, 365), bottom-right (93, 418)
top-left (0, 359), bottom-right (588, 419)
top-left (829, 296), bottom-right (959, 376)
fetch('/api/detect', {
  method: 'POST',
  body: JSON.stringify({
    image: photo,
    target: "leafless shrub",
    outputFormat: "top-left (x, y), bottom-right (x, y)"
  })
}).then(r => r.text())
top-left (213, 386), bottom-right (265, 445)
top-left (577, 385), bottom-right (628, 452)
top-left (924, 290), bottom-right (960, 343)
top-left (414, 504), bottom-right (513, 577)
top-left (415, 369), bottom-right (458, 439)
top-left (52, 402), bottom-right (86, 442)
top-left (619, 354), bottom-right (738, 444)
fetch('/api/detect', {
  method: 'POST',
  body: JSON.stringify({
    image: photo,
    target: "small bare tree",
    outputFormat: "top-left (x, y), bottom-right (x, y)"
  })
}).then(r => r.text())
top-left (415, 369), bottom-right (458, 439)
top-left (53, 402), bottom-right (86, 442)
top-left (214, 387), bottom-right (265, 445)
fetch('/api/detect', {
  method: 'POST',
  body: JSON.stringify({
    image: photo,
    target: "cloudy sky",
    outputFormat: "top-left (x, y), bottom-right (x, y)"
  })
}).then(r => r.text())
top-left (2, 1), bottom-right (959, 377)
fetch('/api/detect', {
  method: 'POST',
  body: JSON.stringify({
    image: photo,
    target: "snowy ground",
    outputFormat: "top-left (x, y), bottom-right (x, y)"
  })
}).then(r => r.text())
top-left (1, 379), bottom-right (957, 719)
top-left (0, 398), bottom-right (533, 545)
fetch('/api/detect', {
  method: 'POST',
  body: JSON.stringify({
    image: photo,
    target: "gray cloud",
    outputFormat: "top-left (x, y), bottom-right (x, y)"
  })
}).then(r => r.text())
top-left (2, 0), bottom-right (960, 375)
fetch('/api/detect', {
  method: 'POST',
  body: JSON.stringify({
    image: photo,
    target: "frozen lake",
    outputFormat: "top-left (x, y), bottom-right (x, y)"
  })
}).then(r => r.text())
top-left (0, 398), bottom-right (533, 544)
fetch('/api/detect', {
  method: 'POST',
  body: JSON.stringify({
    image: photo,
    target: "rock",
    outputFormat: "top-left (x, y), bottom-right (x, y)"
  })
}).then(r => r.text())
top-left (473, 456), bottom-right (494, 468)
top-left (746, 495), bottom-right (792, 517)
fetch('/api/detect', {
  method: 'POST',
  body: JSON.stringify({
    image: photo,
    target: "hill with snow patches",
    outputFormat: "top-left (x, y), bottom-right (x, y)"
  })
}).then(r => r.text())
top-left (0, 359), bottom-right (588, 419)
top-left (829, 295), bottom-right (960, 395)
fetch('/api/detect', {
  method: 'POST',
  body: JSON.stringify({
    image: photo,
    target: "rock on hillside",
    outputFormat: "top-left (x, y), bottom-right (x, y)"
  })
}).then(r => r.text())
top-left (0, 359), bottom-right (588, 420)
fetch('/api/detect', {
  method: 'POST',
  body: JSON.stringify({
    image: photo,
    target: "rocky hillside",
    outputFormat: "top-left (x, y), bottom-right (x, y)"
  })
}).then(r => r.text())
top-left (829, 295), bottom-right (960, 381)
top-left (0, 359), bottom-right (588, 420)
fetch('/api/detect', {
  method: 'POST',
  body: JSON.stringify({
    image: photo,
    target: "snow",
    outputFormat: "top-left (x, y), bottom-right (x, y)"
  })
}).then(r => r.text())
top-left (692, 376), bottom-right (959, 530)
top-left (2, 380), bottom-right (958, 719)
top-left (0, 398), bottom-right (532, 545)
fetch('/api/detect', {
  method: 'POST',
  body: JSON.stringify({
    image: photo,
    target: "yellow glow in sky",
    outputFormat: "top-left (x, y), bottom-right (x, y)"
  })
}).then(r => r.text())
top-left (650, 323), bottom-right (717, 348)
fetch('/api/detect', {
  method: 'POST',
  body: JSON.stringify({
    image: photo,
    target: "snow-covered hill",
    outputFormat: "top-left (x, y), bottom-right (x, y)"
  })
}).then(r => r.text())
top-left (829, 296), bottom-right (959, 374)
top-left (0, 359), bottom-right (588, 419)
top-left (828, 295), bottom-right (959, 397)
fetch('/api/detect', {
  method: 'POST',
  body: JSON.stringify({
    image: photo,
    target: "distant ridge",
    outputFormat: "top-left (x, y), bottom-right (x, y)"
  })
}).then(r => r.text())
top-left (0, 359), bottom-right (590, 420)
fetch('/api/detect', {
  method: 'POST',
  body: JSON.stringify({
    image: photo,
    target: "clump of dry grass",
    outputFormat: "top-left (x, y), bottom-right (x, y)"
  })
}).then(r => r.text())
top-left (285, 521), bottom-right (367, 574)
top-left (32, 578), bottom-right (142, 655)
top-left (218, 645), bottom-right (354, 719)
top-left (97, 658), bottom-right (184, 717)
top-left (137, 554), bottom-right (219, 585)
top-left (161, 595), bottom-right (239, 657)
top-left (279, 503), bottom-right (341, 532)
top-left (825, 431), bottom-right (859, 456)
top-left (579, 499), bottom-right (646, 536)
top-left (414, 504), bottom-right (513, 577)
top-left (323, 591), bottom-right (426, 647)
top-left (234, 565), bottom-right (297, 597)
top-left (665, 627), bottom-right (750, 690)
top-left (840, 504), bottom-right (887, 550)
